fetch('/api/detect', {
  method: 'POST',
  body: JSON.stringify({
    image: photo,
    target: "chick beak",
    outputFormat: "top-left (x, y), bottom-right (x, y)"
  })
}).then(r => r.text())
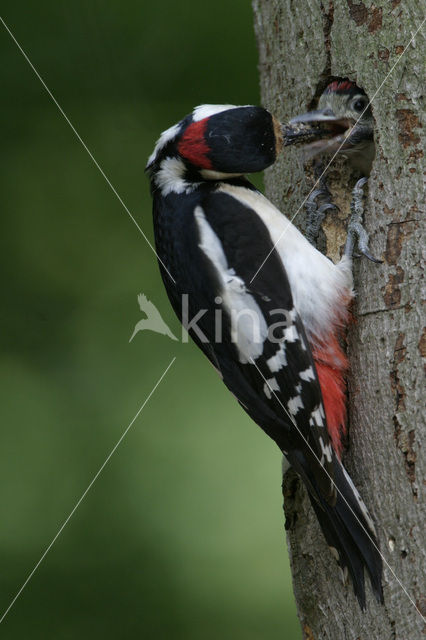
top-left (282, 108), bottom-right (354, 155)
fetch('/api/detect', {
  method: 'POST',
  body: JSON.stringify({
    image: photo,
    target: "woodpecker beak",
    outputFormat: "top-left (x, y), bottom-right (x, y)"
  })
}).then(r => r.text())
top-left (283, 109), bottom-right (354, 156)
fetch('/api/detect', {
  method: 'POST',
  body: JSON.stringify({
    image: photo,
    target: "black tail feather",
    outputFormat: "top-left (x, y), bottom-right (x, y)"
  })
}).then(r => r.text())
top-left (290, 451), bottom-right (383, 609)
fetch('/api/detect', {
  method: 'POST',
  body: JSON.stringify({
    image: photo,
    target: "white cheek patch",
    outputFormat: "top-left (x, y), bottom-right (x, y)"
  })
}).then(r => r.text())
top-left (155, 157), bottom-right (196, 196)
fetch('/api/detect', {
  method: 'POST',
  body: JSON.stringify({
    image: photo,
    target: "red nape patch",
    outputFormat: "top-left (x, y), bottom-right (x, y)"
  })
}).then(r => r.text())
top-left (326, 79), bottom-right (356, 94)
top-left (178, 119), bottom-right (213, 169)
top-left (313, 334), bottom-right (349, 459)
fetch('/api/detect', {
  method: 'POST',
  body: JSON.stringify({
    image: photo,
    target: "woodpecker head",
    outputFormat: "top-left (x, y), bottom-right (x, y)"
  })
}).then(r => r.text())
top-left (146, 104), bottom-right (284, 194)
top-left (284, 80), bottom-right (375, 175)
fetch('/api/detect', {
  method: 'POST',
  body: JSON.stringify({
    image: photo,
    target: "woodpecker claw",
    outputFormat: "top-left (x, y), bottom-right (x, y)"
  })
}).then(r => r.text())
top-left (344, 178), bottom-right (383, 263)
top-left (308, 188), bottom-right (326, 201)
top-left (356, 176), bottom-right (368, 188)
top-left (319, 202), bottom-right (337, 213)
top-left (305, 180), bottom-right (338, 244)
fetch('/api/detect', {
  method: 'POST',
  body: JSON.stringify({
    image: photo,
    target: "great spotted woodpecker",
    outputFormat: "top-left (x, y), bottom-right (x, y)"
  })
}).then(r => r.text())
top-left (285, 79), bottom-right (375, 175)
top-left (285, 80), bottom-right (380, 261)
top-left (146, 104), bottom-right (383, 608)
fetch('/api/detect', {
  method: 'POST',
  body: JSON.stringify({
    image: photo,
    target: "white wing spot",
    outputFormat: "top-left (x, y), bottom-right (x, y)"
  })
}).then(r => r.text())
top-left (309, 405), bottom-right (325, 427)
top-left (284, 325), bottom-right (298, 342)
top-left (287, 395), bottom-right (304, 415)
top-left (263, 377), bottom-right (280, 399)
top-left (288, 308), bottom-right (297, 321)
top-left (266, 344), bottom-right (287, 372)
top-left (319, 436), bottom-right (333, 465)
top-left (299, 366), bottom-right (315, 382)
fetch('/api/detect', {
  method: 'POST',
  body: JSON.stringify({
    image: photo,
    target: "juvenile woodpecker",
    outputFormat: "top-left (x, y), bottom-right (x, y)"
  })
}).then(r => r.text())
top-left (146, 104), bottom-right (383, 608)
top-left (284, 80), bottom-right (379, 261)
top-left (285, 79), bottom-right (375, 175)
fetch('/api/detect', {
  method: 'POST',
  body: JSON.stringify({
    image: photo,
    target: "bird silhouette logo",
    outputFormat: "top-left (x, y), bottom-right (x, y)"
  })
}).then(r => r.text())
top-left (129, 293), bottom-right (178, 342)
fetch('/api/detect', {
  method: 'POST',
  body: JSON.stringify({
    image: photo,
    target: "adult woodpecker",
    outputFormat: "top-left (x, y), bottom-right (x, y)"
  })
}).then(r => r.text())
top-left (284, 80), bottom-right (380, 260)
top-left (146, 103), bottom-right (383, 608)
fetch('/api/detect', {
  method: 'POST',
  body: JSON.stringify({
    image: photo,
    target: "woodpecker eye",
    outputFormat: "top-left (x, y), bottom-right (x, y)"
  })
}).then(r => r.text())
top-left (352, 97), bottom-right (367, 113)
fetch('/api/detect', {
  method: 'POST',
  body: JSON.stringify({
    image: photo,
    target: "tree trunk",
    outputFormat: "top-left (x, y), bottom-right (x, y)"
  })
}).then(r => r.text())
top-left (252, 1), bottom-right (425, 638)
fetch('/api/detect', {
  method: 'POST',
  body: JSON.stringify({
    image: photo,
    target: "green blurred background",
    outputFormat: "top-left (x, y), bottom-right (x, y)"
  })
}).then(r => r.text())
top-left (0, 2), bottom-right (301, 638)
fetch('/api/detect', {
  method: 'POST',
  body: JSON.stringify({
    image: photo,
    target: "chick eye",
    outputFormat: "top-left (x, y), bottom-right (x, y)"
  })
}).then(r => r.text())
top-left (353, 98), bottom-right (367, 112)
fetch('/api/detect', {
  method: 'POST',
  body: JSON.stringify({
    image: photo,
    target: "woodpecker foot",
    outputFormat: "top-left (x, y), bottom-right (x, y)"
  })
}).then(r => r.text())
top-left (344, 178), bottom-right (382, 263)
top-left (305, 180), bottom-right (338, 244)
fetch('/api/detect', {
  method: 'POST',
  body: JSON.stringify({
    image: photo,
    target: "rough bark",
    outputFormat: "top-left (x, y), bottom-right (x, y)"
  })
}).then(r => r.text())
top-left (252, 1), bottom-right (425, 638)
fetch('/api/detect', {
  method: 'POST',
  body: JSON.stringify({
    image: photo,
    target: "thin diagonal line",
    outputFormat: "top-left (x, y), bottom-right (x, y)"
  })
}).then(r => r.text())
top-left (250, 16), bottom-right (426, 283)
top-left (0, 357), bottom-right (176, 625)
top-left (0, 16), bottom-right (176, 284)
top-left (250, 357), bottom-right (425, 621)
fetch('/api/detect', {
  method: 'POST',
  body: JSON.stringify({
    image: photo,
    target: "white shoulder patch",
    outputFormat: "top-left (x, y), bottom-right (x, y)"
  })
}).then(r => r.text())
top-left (194, 205), bottom-right (228, 270)
top-left (217, 182), bottom-right (354, 346)
top-left (194, 205), bottom-right (268, 364)
top-left (192, 104), bottom-right (245, 122)
top-left (147, 122), bottom-right (181, 167)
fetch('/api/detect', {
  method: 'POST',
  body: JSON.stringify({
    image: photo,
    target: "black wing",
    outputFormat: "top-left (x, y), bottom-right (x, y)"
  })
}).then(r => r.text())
top-left (160, 187), bottom-right (336, 504)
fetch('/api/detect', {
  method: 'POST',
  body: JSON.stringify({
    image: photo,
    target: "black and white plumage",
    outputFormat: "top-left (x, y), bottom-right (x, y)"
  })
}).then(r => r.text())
top-left (146, 104), bottom-right (383, 608)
